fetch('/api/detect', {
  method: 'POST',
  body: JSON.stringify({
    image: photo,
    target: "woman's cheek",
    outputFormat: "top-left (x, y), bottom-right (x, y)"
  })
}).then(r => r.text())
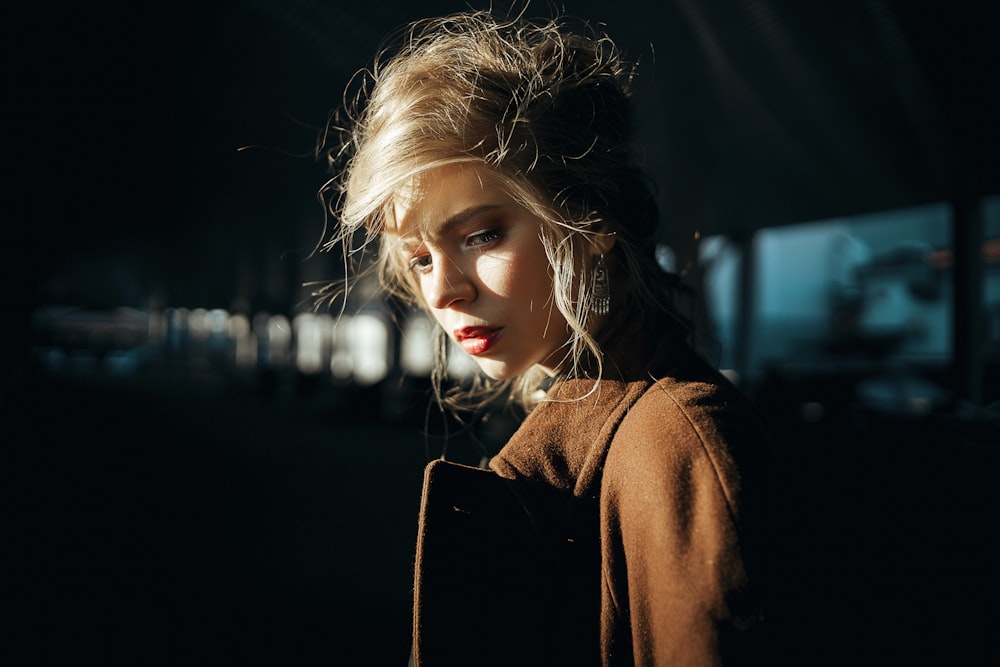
top-left (477, 254), bottom-right (521, 296)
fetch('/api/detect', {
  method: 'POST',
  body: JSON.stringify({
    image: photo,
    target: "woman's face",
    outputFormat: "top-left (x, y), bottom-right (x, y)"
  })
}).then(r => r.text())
top-left (390, 165), bottom-right (571, 379)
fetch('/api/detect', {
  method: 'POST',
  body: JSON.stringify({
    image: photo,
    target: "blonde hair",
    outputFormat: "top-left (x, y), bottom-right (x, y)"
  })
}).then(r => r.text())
top-left (315, 7), bottom-right (671, 412)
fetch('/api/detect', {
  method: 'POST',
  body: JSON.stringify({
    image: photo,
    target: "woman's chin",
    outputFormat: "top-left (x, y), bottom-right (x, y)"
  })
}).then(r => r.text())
top-left (475, 363), bottom-right (509, 381)
top-left (473, 358), bottom-right (523, 381)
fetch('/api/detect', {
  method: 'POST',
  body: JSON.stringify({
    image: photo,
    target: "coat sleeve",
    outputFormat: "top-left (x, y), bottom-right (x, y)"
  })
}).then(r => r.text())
top-left (599, 387), bottom-right (763, 666)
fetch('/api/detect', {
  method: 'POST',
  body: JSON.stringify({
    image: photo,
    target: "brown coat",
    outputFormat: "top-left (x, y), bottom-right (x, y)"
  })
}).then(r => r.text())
top-left (411, 321), bottom-right (775, 666)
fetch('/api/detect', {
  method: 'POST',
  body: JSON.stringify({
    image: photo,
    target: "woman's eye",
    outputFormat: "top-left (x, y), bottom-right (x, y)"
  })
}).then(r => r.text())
top-left (466, 229), bottom-right (502, 249)
top-left (408, 254), bottom-right (432, 273)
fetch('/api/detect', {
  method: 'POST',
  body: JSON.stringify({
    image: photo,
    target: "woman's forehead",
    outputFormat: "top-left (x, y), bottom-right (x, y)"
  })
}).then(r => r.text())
top-left (384, 176), bottom-right (429, 242)
top-left (387, 165), bottom-right (496, 237)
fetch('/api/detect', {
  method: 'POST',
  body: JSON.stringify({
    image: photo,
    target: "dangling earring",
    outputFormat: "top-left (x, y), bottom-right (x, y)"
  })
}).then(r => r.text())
top-left (591, 254), bottom-right (610, 314)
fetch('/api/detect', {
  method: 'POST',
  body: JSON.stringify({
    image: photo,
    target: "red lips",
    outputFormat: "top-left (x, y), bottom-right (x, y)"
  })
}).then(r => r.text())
top-left (454, 326), bottom-right (502, 355)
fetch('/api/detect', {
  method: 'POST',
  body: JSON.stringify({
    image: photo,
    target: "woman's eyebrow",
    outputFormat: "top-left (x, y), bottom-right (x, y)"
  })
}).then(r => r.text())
top-left (398, 203), bottom-right (502, 252)
top-left (435, 204), bottom-right (502, 236)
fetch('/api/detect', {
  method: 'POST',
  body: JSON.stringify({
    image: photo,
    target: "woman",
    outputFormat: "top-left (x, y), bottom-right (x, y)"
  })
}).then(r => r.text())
top-left (316, 7), bottom-right (776, 666)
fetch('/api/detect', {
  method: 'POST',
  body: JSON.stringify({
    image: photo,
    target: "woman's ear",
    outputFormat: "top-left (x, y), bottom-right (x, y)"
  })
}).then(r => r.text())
top-left (589, 231), bottom-right (617, 257)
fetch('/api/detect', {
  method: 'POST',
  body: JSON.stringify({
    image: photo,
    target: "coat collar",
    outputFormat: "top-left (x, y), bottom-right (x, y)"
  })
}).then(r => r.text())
top-left (489, 308), bottom-right (689, 501)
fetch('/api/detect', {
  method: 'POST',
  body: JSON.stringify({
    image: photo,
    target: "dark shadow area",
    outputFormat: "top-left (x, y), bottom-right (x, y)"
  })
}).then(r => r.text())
top-left (754, 365), bottom-right (1000, 666)
top-left (2, 360), bottom-right (448, 666)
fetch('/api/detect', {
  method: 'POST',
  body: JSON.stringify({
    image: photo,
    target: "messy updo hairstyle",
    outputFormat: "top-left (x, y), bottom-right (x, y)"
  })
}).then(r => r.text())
top-left (315, 7), bottom-right (675, 413)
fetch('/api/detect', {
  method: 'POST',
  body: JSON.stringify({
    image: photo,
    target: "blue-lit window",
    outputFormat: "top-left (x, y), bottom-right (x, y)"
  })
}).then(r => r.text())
top-left (700, 202), bottom-right (954, 386)
top-left (755, 203), bottom-right (952, 375)
top-left (698, 235), bottom-right (743, 372)
top-left (984, 196), bottom-right (1000, 348)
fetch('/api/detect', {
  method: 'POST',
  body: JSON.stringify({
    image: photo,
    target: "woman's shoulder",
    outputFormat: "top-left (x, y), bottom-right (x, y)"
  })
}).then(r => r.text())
top-left (629, 343), bottom-right (752, 416)
top-left (614, 367), bottom-right (747, 446)
top-left (605, 359), bottom-right (772, 491)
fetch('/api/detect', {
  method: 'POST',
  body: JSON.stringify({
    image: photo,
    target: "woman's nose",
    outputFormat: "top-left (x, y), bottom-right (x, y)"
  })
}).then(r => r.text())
top-left (425, 256), bottom-right (476, 309)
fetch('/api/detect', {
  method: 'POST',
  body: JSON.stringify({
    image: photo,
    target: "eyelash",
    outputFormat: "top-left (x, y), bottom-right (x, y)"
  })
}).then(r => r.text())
top-left (467, 229), bottom-right (502, 248)
top-left (407, 228), bottom-right (503, 273)
top-left (408, 255), bottom-right (432, 273)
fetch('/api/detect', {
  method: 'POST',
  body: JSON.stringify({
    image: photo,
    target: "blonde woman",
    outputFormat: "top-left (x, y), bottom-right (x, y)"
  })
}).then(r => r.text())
top-left (316, 7), bottom-right (775, 666)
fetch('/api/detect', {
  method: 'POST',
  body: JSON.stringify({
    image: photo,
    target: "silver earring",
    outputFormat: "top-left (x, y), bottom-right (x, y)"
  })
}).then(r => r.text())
top-left (591, 254), bottom-right (610, 314)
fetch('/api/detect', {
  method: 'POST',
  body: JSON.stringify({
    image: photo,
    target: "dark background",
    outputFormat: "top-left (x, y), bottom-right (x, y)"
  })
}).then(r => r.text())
top-left (4, 1), bottom-right (999, 665)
